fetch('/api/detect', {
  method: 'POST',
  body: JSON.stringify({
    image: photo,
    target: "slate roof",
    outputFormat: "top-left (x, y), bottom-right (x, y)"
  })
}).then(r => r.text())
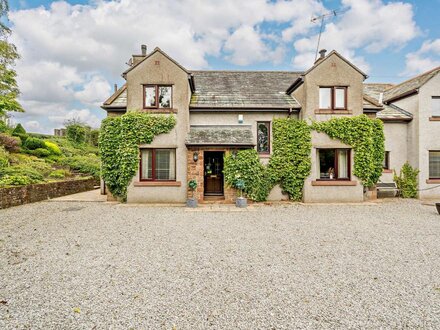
top-left (185, 125), bottom-right (254, 146)
top-left (384, 67), bottom-right (440, 102)
top-left (190, 71), bottom-right (302, 110)
top-left (376, 104), bottom-right (413, 121)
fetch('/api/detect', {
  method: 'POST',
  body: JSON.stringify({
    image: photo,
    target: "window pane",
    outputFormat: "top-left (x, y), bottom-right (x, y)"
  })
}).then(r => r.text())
top-left (257, 122), bottom-right (269, 153)
top-left (319, 149), bottom-right (335, 179)
top-left (429, 151), bottom-right (440, 178)
top-left (432, 97), bottom-right (440, 117)
top-left (383, 151), bottom-right (390, 169)
top-left (155, 149), bottom-right (175, 180)
top-left (158, 86), bottom-right (172, 108)
top-left (338, 149), bottom-right (349, 179)
top-left (319, 88), bottom-right (332, 109)
top-left (140, 149), bottom-right (152, 179)
top-left (335, 88), bottom-right (346, 108)
top-left (145, 86), bottom-right (156, 107)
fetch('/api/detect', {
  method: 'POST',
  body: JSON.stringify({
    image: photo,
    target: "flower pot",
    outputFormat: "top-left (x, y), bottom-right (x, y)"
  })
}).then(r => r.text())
top-left (436, 203), bottom-right (440, 215)
top-left (236, 197), bottom-right (247, 208)
top-left (186, 198), bottom-right (198, 208)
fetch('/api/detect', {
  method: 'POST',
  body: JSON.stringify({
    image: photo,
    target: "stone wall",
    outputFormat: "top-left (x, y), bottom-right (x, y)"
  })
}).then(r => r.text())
top-left (0, 177), bottom-right (96, 209)
top-left (187, 147), bottom-right (237, 203)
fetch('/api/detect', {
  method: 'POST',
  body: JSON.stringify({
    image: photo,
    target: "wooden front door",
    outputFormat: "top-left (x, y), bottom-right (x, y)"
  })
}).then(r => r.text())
top-left (204, 151), bottom-right (224, 196)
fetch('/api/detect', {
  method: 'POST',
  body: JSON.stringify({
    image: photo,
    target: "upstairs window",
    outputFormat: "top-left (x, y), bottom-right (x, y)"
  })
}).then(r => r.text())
top-left (429, 151), bottom-right (440, 179)
top-left (144, 85), bottom-right (172, 109)
top-left (432, 96), bottom-right (440, 117)
top-left (319, 87), bottom-right (347, 110)
top-left (318, 149), bottom-right (350, 180)
top-left (257, 122), bottom-right (270, 153)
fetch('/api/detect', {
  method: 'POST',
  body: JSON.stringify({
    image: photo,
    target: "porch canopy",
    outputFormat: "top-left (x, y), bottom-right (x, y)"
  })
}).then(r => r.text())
top-left (185, 125), bottom-right (254, 147)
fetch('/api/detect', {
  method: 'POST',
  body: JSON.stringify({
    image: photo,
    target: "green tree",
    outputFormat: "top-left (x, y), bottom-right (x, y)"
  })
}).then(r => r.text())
top-left (0, 0), bottom-right (24, 116)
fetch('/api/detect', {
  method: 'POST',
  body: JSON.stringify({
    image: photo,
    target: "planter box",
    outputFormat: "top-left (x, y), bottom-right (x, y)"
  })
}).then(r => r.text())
top-left (186, 198), bottom-right (198, 208)
top-left (236, 197), bottom-right (247, 208)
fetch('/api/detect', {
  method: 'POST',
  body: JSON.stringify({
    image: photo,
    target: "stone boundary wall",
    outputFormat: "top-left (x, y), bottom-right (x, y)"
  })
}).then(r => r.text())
top-left (0, 177), bottom-right (96, 209)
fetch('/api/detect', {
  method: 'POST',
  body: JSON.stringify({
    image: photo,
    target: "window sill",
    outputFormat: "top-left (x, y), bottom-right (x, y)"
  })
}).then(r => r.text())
top-left (134, 181), bottom-right (181, 187)
top-left (312, 180), bottom-right (357, 186)
top-left (141, 108), bottom-right (177, 114)
top-left (426, 179), bottom-right (440, 184)
top-left (429, 117), bottom-right (440, 121)
top-left (315, 109), bottom-right (353, 115)
top-left (382, 169), bottom-right (393, 173)
top-left (258, 153), bottom-right (271, 158)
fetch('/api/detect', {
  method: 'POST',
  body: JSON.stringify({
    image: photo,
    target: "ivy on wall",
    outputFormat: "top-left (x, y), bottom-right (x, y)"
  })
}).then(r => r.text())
top-left (312, 115), bottom-right (385, 187)
top-left (99, 111), bottom-right (176, 200)
top-left (268, 119), bottom-right (312, 201)
top-left (224, 149), bottom-right (272, 202)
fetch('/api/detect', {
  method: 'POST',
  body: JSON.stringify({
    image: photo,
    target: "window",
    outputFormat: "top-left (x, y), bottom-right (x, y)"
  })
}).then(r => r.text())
top-left (318, 149), bottom-right (350, 180)
top-left (429, 151), bottom-right (440, 179)
top-left (257, 122), bottom-right (270, 153)
top-left (432, 97), bottom-right (440, 117)
top-left (319, 87), bottom-right (347, 110)
top-left (383, 151), bottom-right (390, 170)
top-left (143, 85), bottom-right (172, 109)
top-left (140, 148), bottom-right (176, 181)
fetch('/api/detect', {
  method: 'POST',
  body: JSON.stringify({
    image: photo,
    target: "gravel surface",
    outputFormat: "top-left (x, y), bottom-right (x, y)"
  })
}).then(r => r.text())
top-left (1, 199), bottom-right (440, 329)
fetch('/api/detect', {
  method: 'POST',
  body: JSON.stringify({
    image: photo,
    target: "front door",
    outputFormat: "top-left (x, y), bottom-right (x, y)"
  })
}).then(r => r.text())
top-left (204, 151), bottom-right (224, 196)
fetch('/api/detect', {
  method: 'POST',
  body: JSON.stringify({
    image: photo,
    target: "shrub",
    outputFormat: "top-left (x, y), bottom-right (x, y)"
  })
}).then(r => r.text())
top-left (49, 169), bottom-right (68, 179)
top-left (66, 124), bottom-right (87, 144)
top-left (23, 137), bottom-right (46, 150)
top-left (59, 155), bottom-right (100, 179)
top-left (44, 141), bottom-right (62, 155)
top-left (89, 129), bottom-right (99, 147)
top-left (29, 148), bottom-right (51, 158)
top-left (0, 146), bottom-right (8, 168)
top-left (0, 174), bottom-right (32, 186)
top-left (224, 149), bottom-right (273, 202)
top-left (15, 133), bottom-right (29, 143)
top-left (12, 123), bottom-right (26, 136)
top-left (0, 133), bottom-right (21, 152)
top-left (394, 162), bottom-right (419, 198)
top-left (0, 121), bottom-right (7, 133)
top-left (0, 165), bottom-right (44, 184)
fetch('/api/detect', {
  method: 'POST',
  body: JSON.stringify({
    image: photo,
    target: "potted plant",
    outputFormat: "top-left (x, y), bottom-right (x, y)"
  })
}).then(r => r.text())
top-left (187, 179), bottom-right (198, 208)
top-left (328, 167), bottom-right (335, 180)
top-left (235, 178), bottom-right (247, 208)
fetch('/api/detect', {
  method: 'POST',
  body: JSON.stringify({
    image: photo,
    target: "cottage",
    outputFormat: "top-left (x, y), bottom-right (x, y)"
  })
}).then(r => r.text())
top-left (102, 45), bottom-right (440, 203)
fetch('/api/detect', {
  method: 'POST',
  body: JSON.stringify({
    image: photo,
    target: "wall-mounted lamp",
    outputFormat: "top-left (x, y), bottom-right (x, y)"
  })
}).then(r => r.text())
top-left (193, 151), bottom-right (199, 162)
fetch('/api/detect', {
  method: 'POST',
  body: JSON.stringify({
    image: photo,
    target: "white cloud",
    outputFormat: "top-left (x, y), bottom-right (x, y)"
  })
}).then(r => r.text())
top-left (48, 108), bottom-right (102, 129)
top-left (292, 0), bottom-right (419, 70)
top-left (74, 75), bottom-right (112, 107)
top-left (403, 39), bottom-right (440, 76)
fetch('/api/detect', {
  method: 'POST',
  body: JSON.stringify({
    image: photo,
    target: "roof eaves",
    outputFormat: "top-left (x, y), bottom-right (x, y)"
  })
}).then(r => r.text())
top-left (286, 76), bottom-right (304, 94)
top-left (384, 88), bottom-right (418, 103)
top-left (103, 84), bottom-right (127, 106)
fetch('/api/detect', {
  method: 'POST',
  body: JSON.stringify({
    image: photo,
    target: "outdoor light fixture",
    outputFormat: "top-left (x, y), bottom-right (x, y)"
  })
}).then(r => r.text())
top-left (193, 151), bottom-right (199, 162)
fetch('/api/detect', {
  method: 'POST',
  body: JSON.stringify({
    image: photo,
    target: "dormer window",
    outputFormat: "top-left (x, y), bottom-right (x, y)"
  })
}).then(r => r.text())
top-left (319, 86), bottom-right (347, 110)
top-left (144, 85), bottom-right (172, 109)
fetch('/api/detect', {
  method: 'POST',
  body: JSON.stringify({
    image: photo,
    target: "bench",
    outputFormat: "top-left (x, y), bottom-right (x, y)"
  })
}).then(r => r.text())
top-left (377, 182), bottom-right (399, 197)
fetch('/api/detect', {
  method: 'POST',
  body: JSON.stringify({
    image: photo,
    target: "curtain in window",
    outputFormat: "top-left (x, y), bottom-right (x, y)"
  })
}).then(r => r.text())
top-left (429, 151), bottom-right (440, 178)
top-left (168, 150), bottom-right (176, 180)
top-left (432, 97), bottom-right (440, 117)
top-left (338, 150), bottom-right (349, 179)
top-left (145, 87), bottom-right (156, 107)
top-left (319, 88), bottom-right (332, 109)
top-left (141, 149), bottom-right (152, 179)
top-left (155, 150), bottom-right (170, 180)
top-left (335, 88), bottom-right (345, 108)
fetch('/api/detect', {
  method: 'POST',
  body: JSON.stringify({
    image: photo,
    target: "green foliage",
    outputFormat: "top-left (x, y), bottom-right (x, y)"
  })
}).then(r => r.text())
top-left (312, 115), bottom-right (385, 187)
top-left (44, 141), bottom-right (62, 155)
top-left (188, 179), bottom-right (197, 190)
top-left (0, 145), bottom-right (8, 168)
top-left (0, 174), bottom-right (32, 186)
top-left (28, 147), bottom-right (51, 158)
top-left (224, 149), bottom-right (273, 202)
top-left (23, 137), bottom-right (45, 150)
top-left (59, 154), bottom-right (100, 179)
top-left (49, 169), bottom-right (68, 179)
top-left (0, 133), bottom-right (20, 152)
top-left (0, 120), bottom-right (7, 133)
top-left (12, 123), bottom-right (26, 135)
top-left (0, 164), bottom-right (44, 186)
top-left (268, 119), bottom-right (312, 201)
top-left (394, 162), bottom-right (419, 198)
top-left (66, 123), bottom-right (87, 144)
top-left (89, 129), bottom-right (99, 147)
top-left (99, 111), bottom-right (176, 200)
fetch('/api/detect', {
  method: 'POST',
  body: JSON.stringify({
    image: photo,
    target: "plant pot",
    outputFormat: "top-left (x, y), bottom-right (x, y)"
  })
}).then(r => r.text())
top-left (236, 197), bottom-right (247, 208)
top-left (436, 203), bottom-right (440, 215)
top-left (186, 198), bottom-right (198, 208)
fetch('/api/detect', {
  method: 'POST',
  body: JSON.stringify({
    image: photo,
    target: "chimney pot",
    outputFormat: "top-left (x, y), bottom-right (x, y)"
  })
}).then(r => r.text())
top-left (141, 44), bottom-right (147, 56)
top-left (319, 49), bottom-right (327, 59)
top-left (114, 84), bottom-right (118, 93)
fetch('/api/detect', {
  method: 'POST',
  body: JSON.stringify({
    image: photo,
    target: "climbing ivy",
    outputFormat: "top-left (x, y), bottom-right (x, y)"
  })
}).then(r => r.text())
top-left (312, 114), bottom-right (385, 187)
top-left (224, 149), bottom-right (273, 202)
top-left (99, 111), bottom-right (176, 200)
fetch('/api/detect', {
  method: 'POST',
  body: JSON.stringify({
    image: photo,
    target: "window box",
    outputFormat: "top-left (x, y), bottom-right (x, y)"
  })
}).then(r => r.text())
top-left (140, 148), bottom-right (176, 181)
top-left (143, 85), bottom-right (172, 109)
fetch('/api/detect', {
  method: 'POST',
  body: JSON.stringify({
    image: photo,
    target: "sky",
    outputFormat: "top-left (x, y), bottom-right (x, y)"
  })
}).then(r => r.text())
top-left (6, 0), bottom-right (440, 134)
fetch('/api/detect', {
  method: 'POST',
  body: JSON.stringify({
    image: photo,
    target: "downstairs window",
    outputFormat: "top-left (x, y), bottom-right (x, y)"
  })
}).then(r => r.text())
top-left (140, 148), bottom-right (176, 181)
top-left (318, 149), bottom-right (350, 180)
top-left (429, 151), bottom-right (440, 179)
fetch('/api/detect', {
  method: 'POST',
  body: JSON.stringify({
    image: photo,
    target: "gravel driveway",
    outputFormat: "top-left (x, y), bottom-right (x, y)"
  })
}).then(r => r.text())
top-left (1, 199), bottom-right (439, 329)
